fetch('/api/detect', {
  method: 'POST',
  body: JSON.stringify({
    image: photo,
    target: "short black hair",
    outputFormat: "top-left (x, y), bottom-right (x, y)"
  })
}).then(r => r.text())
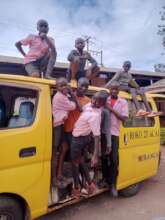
top-left (78, 77), bottom-right (89, 86)
top-left (75, 37), bottom-right (85, 44)
top-left (37, 19), bottom-right (48, 27)
top-left (123, 60), bottom-right (132, 67)
top-left (56, 77), bottom-right (68, 86)
top-left (93, 91), bottom-right (108, 105)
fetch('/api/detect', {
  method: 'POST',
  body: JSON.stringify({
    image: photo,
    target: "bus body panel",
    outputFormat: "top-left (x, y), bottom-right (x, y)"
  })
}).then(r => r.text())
top-left (117, 99), bottom-right (160, 190)
top-left (0, 81), bottom-right (52, 219)
top-left (0, 75), bottom-right (161, 219)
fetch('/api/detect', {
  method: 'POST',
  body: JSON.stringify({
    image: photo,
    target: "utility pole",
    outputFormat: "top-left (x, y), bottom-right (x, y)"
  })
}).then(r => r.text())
top-left (82, 35), bottom-right (104, 66)
top-left (83, 35), bottom-right (92, 52)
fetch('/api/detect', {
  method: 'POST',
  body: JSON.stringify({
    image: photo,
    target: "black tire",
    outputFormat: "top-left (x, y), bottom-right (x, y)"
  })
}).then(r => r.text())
top-left (0, 196), bottom-right (24, 220)
top-left (119, 183), bottom-right (141, 197)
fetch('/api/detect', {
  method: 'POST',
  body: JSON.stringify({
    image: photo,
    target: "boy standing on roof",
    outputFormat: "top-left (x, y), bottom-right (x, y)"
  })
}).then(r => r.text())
top-left (67, 38), bottom-right (100, 83)
top-left (105, 61), bottom-right (161, 117)
top-left (15, 19), bottom-right (57, 79)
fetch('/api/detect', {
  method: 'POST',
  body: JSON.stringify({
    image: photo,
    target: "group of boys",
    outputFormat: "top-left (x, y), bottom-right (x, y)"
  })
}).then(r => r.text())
top-left (15, 19), bottom-right (162, 198)
top-left (15, 19), bottom-right (99, 82)
top-left (52, 76), bottom-right (126, 198)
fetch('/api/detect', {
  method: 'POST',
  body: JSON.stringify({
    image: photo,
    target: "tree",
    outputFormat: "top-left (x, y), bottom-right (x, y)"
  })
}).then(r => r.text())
top-left (155, 6), bottom-right (165, 72)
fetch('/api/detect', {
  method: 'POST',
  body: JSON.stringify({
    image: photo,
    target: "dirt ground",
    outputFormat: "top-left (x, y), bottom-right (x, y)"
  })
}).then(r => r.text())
top-left (38, 147), bottom-right (165, 220)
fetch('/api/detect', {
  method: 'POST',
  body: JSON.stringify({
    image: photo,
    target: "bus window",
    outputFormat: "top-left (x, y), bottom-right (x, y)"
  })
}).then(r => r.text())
top-left (0, 85), bottom-right (38, 129)
top-left (124, 99), bottom-right (155, 127)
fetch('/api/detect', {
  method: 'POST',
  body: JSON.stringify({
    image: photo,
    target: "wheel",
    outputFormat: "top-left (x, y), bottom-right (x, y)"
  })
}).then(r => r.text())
top-left (0, 196), bottom-right (24, 220)
top-left (119, 183), bottom-right (141, 197)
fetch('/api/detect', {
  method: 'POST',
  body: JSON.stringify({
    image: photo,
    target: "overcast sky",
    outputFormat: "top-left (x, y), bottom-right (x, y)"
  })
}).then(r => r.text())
top-left (0, 0), bottom-right (164, 71)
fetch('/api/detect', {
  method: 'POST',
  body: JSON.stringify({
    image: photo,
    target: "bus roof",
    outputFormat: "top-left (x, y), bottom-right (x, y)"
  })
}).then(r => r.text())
top-left (0, 73), bottom-right (163, 99)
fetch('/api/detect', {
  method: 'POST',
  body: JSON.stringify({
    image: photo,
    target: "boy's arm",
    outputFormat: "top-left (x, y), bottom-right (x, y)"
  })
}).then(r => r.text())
top-left (87, 52), bottom-right (98, 67)
top-left (68, 87), bottom-right (82, 112)
top-left (39, 33), bottom-right (57, 79)
top-left (106, 99), bottom-right (128, 122)
top-left (67, 50), bottom-right (79, 62)
top-left (15, 41), bottom-right (26, 57)
top-left (106, 104), bottom-right (128, 122)
top-left (15, 35), bottom-right (33, 57)
top-left (45, 51), bottom-right (57, 79)
top-left (129, 79), bottom-right (140, 88)
top-left (91, 136), bottom-right (100, 167)
top-left (88, 114), bottom-right (101, 167)
top-left (105, 71), bottom-right (121, 88)
top-left (102, 109), bottom-right (111, 152)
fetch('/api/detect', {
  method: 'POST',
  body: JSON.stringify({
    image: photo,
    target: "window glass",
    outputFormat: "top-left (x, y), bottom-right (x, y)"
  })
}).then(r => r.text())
top-left (124, 99), bottom-right (154, 127)
top-left (0, 85), bottom-right (38, 129)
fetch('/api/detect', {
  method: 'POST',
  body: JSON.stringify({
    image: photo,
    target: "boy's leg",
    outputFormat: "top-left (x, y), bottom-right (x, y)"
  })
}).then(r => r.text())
top-left (56, 142), bottom-right (69, 179)
top-left (130, 88), bottom-right (141, 111)
top-left (70, 57), bottom-right (80, 80)
top-left (137, 88), bottom-right (151, 112)
top-left (101, 134), bottom-right (110, 183)
top-left (79, 156), bottom-right (91, 185)
top-left (51, 125), bottom-right (63, 187)
top-left (56, 132), bottom-right (72, 180)
top-left (109, 135), bottom-right (119, 186)
top-left (25, 62), bottom-right (40, 77)
top-left (109, 135), bottom-right (119, 197)
top-left (71, 137), bottom-right (82, 190)
top-left (130, 88), bottom-right (149, 116)
top-left (86, 65), bottom-right (100, 80)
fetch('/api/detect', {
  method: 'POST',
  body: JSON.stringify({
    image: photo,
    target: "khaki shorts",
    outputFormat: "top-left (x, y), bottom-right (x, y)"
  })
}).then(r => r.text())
top-left (25, 55), bottom-right (49, 77)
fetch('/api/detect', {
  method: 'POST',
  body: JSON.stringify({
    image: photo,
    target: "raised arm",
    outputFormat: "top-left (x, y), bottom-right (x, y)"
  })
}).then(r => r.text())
top-left (67, 87), bottom-right (82, 112)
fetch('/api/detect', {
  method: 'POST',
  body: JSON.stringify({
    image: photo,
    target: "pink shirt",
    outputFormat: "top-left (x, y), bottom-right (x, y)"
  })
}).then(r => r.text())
top-left (52, 92), bottom-right (76, 127)
top-left (72, 103), bottom-right (102, 137)
top-left (107, 97), bottom-right (128, 136)
top-left (20, 34), bottom-right (54, 64)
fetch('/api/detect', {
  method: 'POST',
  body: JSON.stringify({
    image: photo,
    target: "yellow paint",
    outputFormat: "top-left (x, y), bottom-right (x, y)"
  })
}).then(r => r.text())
top-left (0, 74), bottom-right (160, 219)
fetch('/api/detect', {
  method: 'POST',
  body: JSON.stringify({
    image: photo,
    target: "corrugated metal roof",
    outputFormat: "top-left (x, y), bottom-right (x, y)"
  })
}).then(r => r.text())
top-left (147, 79), bottom-right (165, 93)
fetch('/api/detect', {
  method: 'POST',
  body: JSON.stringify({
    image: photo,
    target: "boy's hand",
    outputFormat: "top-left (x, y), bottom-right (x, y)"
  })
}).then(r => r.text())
top-left (106, 103), bottom-right (113, 112)
top-left (106, 146), bottom-right (112, 155)
top-left (40, 32), bottom-right (47, 40)
top-left (91, 155), bottom-right (98, 167)
top-left (67, 86), bottom-right (74, 95)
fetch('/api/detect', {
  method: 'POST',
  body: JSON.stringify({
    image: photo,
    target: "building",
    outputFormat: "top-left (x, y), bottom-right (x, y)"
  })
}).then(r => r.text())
top-left (0, 55), bottom-right (165, 87)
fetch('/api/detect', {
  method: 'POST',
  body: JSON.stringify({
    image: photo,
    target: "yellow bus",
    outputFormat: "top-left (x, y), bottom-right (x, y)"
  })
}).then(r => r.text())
top-left (0, 74), bottom-right (161, 220)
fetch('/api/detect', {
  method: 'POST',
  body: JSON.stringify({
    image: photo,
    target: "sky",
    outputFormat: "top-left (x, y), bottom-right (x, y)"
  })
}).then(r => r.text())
top-left (0, 0), bottom-right (164, 71)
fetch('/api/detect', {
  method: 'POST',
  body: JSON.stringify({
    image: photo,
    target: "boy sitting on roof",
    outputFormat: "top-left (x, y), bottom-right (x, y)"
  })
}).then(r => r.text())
top-left (105, 61), bottom-right (162, 117)
top-left (67, 38), bottom-right (100, 84)
top-left (15, 19), bottom-right (57, 79)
